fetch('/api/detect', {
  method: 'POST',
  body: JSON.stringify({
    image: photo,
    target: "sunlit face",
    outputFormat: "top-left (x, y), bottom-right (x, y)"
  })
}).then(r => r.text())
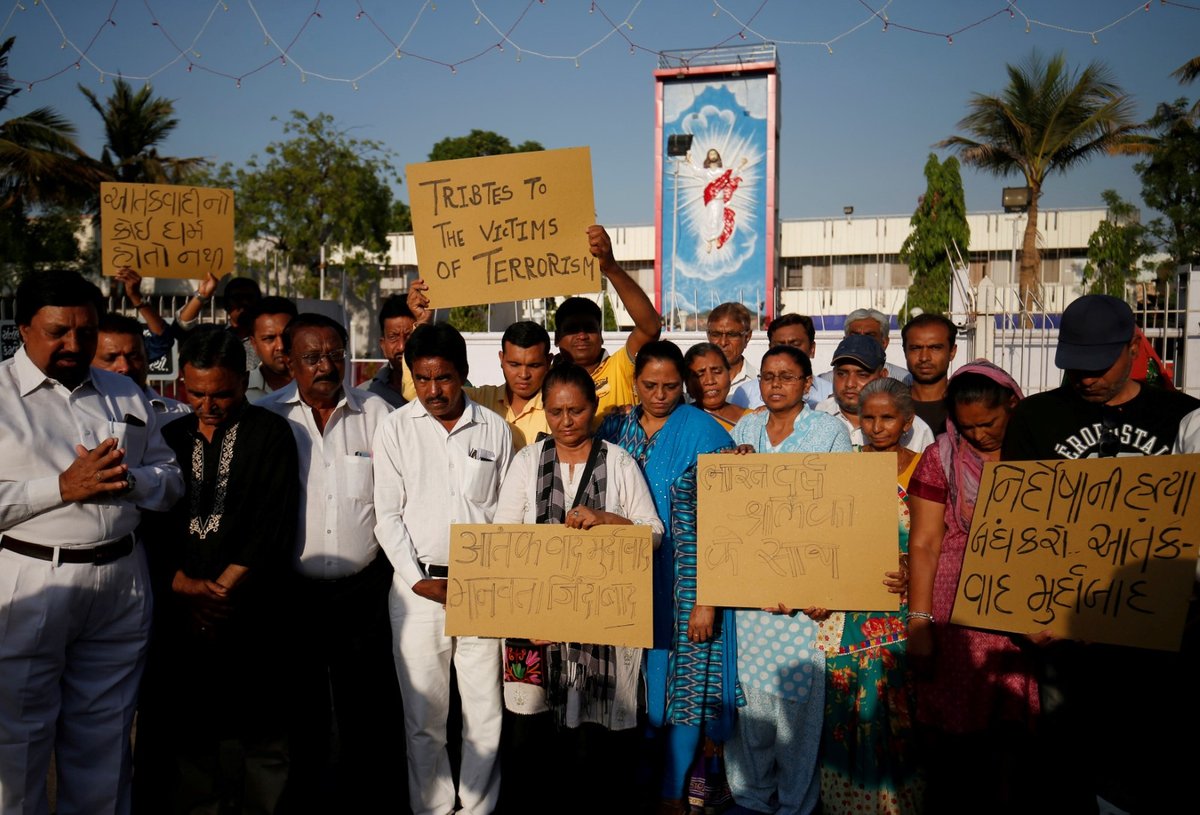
top-left (1064, 338), bottom-right (1138, 405)
top-left (20, 305), bottom-right (98, 390)
top-left (379, 315), bottom-right (416, 371)
top-left (859, 393), bottom-right (913, 452)
top-left (499, 341), bottom-right (549, 400)
top-left (769, 324), bottom-right (814, 357)
top-left (832, 363), bottom-right (881, 416)
top-left (288, 326), bottom-right (345, 406)
top-left (251, 312), bottom-right (292, 376)
top-left (847, 317), bottom-right (888, 349)
top-left (411, 356), bottom-right (466, 422)
top-left (183, 363), bottom-right (247, 428)
top-left (952, 398), bottom-right (1016, 454)
top-left (904, 324), bottom-right (957, 386)
top-left (707, 316), bottom-right (750, 367)
top-left (556, 315), bottom-right (603, 368)
top-left (93, 331), bottom-right (148, 389)
top-left (687, 351), bottom-right (732, 411)
top-left (545, 382), bottom-right (596, 448)
top-left (758, 353), bottom-right (810, 415)
top-left (635, 358), bottom-right (684, 420)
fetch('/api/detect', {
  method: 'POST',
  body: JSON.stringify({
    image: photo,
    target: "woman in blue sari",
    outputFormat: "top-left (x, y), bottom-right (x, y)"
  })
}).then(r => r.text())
top-left (598, 340), bottom-right (738, 812)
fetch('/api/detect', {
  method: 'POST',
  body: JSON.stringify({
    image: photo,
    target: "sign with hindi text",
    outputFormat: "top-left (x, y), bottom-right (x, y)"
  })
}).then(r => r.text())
top-left (950, 456), bottom-right (1200, 651)
top-left (696, 452), bottom-right (900, 610)
top-left (99, 182), bottom-right (234, 279)
top-left (406, 147), bottom-right (598, 308)
top-left (444, 523), bottom-right (653, 648)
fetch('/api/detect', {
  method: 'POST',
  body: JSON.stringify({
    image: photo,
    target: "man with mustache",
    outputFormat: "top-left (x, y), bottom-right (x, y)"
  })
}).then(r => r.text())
top-left (258, 314), bottom-right (402, 811)
top-left (465, 321), bottom-right (552, 450)
top-left (0, 269), bottom-right (183, 814)
top-left (135, 326), bottom-right (299, 813)
top-left (901, 313), bottom-right (959, 436)
top-left (373, 322), bottom-right (513, 815)
top-left (93, 312), bottom-right (190, 417)
top-left (245, 296), bottom-right (298, 402)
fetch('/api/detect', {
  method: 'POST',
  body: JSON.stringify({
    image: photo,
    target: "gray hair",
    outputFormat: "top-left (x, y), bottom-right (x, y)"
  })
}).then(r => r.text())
top-left (858, 377), bottom-right (914, 419)
top-left (844, 308), bottom-right (890, 337)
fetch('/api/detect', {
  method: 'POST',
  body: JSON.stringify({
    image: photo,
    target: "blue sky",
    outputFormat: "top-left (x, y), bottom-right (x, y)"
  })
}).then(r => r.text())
top-left (3, 1), bottom-right (1198, 224)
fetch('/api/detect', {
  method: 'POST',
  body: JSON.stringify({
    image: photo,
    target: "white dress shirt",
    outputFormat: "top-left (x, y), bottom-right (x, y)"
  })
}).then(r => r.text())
top-left (373, 394), bottom-right (513, 588)
top-left (259, 383), bottom-right (393, 579)
top-left (728, 359), bottom-right (765, 409)
top-left (815, 394), bottom-right (935, 454)
top-left (0, 348), bottom-right (183, 546)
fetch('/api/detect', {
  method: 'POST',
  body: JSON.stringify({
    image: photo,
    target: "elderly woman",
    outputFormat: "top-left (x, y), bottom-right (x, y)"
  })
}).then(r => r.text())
top-left (684, 342), bottom-right (750, 431)
top-left (597, 341), bottom-right (737, 813)
top-left (725, 345), bottom-right (852, 815)
top-left (819, 377), bottom-right (924, 814)
top-left (906, 361), bottom-right (1039, 813)
top-left (493, 363), bottom-right (663, 807)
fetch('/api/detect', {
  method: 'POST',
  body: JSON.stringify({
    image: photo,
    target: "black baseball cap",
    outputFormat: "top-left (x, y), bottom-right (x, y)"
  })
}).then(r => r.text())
top-left (831, 334), bottom-right (885, 371)
top-left (1055, 294), bottom-right (1135, 371)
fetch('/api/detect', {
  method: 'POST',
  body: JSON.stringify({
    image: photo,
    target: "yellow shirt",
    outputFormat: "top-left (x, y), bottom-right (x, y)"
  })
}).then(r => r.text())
top-left (464, 385), bottom-right (548, 451)
top-left (592, 348), bottom-right (637, 425)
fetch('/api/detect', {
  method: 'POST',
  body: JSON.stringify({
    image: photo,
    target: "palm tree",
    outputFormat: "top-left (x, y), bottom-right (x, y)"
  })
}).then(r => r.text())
top-left (1172, 55), bottom-right (1199, 86)
top-left (939, 51), bottom-right (1140, 312)
top-left (79, 77), bottom-right (207, 184)
top-left (0, 37), bottom-right (100, 210)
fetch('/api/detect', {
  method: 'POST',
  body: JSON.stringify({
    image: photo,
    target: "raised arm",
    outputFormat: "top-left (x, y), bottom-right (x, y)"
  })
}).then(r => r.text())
top-left (176, 272), bottom-right (221, 328)
top-left (587, 225), bottom-right (661, 360)
top-left (115, 267), bottom-right (169, 337)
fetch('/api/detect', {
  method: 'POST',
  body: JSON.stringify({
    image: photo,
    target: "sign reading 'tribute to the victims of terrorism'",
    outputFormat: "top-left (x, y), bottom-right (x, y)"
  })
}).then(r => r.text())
top-left (406, 146), bottom-right (598, 309)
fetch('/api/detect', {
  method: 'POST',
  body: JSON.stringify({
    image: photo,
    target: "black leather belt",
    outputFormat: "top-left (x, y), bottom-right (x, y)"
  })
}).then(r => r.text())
top-left (425, 564), bottom-right (449, 579)
top-left (0, 533), bottom-right (135, 565)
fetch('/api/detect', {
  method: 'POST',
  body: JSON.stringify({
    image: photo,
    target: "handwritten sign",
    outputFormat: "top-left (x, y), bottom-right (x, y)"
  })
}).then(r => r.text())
top-left (406, 147), bottom-right (598, 308)
top-left (696, 453), bottom-right (899, 610)
top-left (99, 182), bottom-right (234, 279)
top-left (951, 455), bottom-right (1200, 651)
top-left (444, 523), bottom-right (653, 648)
top-left (0, 320), bottom-right (19, 360)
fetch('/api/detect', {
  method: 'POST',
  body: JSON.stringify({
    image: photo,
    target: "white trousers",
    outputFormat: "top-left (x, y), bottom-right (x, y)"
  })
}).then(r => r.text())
top-left (389, 579), bottom-right (501, 815)
top-left (0, 544), bottom-right (152, 815)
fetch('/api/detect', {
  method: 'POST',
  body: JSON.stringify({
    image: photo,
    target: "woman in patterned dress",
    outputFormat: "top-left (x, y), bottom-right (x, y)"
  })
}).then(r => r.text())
top-left (724, 345), bottom-right (852, 815)
top-left (597, 341), bottom-right (736, 812)
top-left (819, 377), bottom-right (924, 814)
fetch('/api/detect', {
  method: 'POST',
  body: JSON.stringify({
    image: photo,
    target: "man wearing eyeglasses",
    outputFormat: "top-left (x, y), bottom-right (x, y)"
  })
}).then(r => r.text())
top-left (258, 313), bottom-right (402, 811)
top-left (707, 301), bottom-right (764, 408)
top-left (1002, 293), bottom-right (1200, 815)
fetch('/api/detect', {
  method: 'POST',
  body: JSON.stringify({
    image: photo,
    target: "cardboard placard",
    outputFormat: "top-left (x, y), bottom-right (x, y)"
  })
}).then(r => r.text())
top-left (444, 523), bottom-right (653, 648)
top-left (696, 452), bottom-right (900, 610)
top-left (99, 182), bottom-right (234, 279)
top-left (0, 320), bottom-right (19, 360)
top-left (950, 456), bottom-right (1200, 651)
top-left (406, 147), bottom-right (598, 308)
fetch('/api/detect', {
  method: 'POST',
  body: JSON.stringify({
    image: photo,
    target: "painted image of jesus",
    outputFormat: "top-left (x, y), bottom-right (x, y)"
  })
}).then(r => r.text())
top-left (686, 148), bottom-right (749, 253)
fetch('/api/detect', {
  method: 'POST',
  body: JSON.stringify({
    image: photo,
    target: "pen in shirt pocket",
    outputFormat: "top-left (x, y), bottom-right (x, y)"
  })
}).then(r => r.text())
top-left (468, 447), bottom-right (496, 462)
top-left (354, 451), bottom-right (371, 458)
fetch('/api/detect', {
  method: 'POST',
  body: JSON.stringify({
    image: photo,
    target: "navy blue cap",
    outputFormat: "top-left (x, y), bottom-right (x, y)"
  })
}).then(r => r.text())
top-left (1056, 295), bottom-right (1135, 371)
top-left (831, 334), bottom-right (885, 371)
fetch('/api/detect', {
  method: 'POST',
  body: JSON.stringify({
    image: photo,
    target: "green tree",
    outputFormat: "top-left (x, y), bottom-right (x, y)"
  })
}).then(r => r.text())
top-left (79, 78), bottom-right (206, 184)
top-left (428, 129), bottom-right (544, 162)
top-left (1135, 99), bottom-right (1200, 266)
top-left (1081, 190), bottom-right (1152, 296)
top-left (224, 111), bottom-right (397, 295)
top-left (898, 153), bottom-right (970, 318)
top-left (939, 50), bottom-right (1139, 310)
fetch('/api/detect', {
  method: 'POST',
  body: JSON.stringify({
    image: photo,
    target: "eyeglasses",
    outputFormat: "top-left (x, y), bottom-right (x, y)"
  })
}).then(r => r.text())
top-left (297, 349), bottom-right (347, 367)
top-left (707, 330), bottom-right (749, 342)
top-left (758, 373), bottom-right (807, 385)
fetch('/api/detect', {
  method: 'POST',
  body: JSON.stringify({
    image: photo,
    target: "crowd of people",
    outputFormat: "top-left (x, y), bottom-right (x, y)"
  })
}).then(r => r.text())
top-left (2, 223), bottom-right (1199, 815)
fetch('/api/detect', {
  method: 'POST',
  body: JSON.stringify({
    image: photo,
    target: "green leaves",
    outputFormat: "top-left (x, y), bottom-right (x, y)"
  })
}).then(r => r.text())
top-left (899, 154), bottom-right (970, 318)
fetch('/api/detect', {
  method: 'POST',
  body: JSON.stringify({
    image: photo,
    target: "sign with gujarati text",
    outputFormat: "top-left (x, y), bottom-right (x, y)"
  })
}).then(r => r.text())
top-left (0, 320), bottom-right (19, 360)
top-left (696, 452), bottom-right (899, 610)
top-left (406, 147), bottom-right (598, 308)
top-left (951, 456), bottom-right (1200, 651)
top-left (444, 523), bottom-right (653, 648)
top-left (99, 182), bottom-right (234, 279)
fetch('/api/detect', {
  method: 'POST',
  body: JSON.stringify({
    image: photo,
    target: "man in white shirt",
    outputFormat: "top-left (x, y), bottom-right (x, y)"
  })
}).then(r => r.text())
top-left (817, 334), bottom-right (934, 452)
top-left (373, 322), bottom-right (513, 815)
top-left (818, 307), bottom-right (909, 383)
top-left (259, 313), bottom-right (401, 812)
top-left (0, 270), bottom-right (183, 814)
top-left (707, 301), bottom-right (764, 408)
top-left (93, 312), bottom-right (191, 417)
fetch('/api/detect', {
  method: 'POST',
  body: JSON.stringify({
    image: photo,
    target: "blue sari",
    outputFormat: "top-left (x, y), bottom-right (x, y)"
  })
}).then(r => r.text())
top-left (598, 404), bottom-right (741, 740)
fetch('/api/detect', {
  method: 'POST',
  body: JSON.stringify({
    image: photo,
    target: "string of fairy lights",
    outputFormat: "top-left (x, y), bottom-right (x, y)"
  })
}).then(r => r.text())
top-left (2, 0), bottom-right (1197, 92)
